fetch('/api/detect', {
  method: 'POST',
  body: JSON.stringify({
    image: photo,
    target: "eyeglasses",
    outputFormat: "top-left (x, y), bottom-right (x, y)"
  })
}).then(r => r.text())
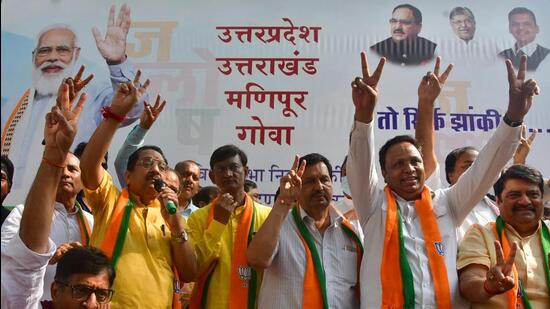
top-left (389, 18), bottom-right (415, 26)
top-left (34, 45), bottom-right (78, 57)
top-left (451, 19), bottom-right (474, 26)
top-left (55, 281), bottom-right (114, 304)
top-left (137, 157), bottom-right (168, 171)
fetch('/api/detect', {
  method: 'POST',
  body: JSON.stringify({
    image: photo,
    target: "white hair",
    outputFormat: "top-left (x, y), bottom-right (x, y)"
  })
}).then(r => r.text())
top-left (34, 23), bottom-right (79, 50)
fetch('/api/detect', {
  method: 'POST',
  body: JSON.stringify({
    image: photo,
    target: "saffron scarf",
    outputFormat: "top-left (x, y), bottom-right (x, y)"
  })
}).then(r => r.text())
top-left (291, 205), bottom-right (363, 309)
top-left (381, 186), bottom-right (451, 308)
top-left (75, 201), bottom-right (92, 246)
top-left (189, 194), bottom-right (257, 309)
top-left (99, 188), bottom-right (182, 309)
top-left (492, 216), bottom-right (550, 309)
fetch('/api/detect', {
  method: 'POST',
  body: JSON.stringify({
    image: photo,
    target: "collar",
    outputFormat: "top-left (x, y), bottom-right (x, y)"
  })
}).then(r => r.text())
top-left (504, 220), bottom-right (542, 240)
top-left (179, 200), bottom-right (199, 216)
top-left (514, 41), bottom-right (539, 57)
top-left (128, 191), bottom-right (161, 208)
top-left (298, 204), bottom-right (343, 227)
top-left (53, 201), bottom-right (78, 215)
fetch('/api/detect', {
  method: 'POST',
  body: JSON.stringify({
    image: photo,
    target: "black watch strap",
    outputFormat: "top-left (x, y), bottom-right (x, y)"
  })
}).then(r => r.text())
top-left (503, 114), bottom-right (522, 127)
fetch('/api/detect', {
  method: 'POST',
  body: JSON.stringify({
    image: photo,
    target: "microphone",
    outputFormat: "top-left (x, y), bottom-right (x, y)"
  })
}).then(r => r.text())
top-left (153, 179), bottom-right (177, 214)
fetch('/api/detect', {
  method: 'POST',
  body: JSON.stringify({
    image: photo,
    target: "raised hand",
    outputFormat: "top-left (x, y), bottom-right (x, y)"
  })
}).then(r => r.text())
top-left (513, 125), bottom-right (537, 164)
top-left (485, 240), bottom-right (518, 295)
top-left (49, 242), bottom-right (82, 265)
top-left (45, 83), bottom-right (87, 163)
top-left (418, 57), bottom-right (453, 102)
top-left (351, 52), bottom-right (385, 123)
top-left (56, 65), bottom-right (94, 106)
top-left (92, 4), bottom-right (131, 64)
top-left (277, 155), bottom-right (306, 206)
top-left (110, 70), bottom-right (150, 116)
top-left (505, 55), bottom-right (540, 122)
top-left (140, 95), bottom-right (166, 130)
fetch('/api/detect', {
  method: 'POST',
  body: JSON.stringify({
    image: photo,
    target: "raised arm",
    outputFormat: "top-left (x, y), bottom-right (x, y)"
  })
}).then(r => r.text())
top-left (91, 4), bottom-right (147, 127)
top-left (20, 83), bottom-right (86, 253)
top-left (347, 52), bottom-right (385, 222)
top-left (247, 155), bottom-right (305, 270)
top-left (114, 95), bottom-right (166, 186)
top-left (448, 56), bottom-right (539, 223)
top-left (80, 72), bottom-right (150, 190)
top-left (415, 57), bottom-right (453, 178)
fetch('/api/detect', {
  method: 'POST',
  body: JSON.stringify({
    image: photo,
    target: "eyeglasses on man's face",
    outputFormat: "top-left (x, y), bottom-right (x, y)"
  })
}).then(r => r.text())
top-left (34, 45), bottom-right (78, 57)
top-left (56, 280), bottom-right (114, 304)
top-left (137, 157), bottom-right (168, 172)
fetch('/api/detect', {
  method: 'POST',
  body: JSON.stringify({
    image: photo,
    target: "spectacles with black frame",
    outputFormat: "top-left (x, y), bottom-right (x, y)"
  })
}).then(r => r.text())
top-left (55, 280), bottom-right (114, 304)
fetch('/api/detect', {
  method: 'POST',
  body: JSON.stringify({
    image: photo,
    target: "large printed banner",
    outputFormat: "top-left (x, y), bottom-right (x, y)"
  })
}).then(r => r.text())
top-left (2, 0), bottom-right (550, 206)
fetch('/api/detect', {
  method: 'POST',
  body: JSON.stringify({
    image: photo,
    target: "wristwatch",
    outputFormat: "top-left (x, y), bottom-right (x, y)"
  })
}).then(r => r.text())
top-left (502, 114), bottom-right (522, 127)
top-left (171, 229), bottom-right (189, 242)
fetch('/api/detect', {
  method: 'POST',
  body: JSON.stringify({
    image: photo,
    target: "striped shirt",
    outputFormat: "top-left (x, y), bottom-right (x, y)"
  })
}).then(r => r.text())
top-left (258, 206), bottom-right (360, 309)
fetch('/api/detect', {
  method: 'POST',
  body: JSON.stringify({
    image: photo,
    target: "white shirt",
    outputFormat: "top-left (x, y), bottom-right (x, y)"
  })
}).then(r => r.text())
top-left (1, 202), bottom-right (93, 301)
top-left (1, 232), bottom-right (56, 309)
top-left (335, 197), bottom-right (364, 242)
top-left (347, 120), bottom-right (520, 308)
top-left (438, 36), bottom-right (499, 66)
top-left (457, 195), bottom-right (499, 241)
top-left (258, 206), bottom-right (361, 309)
top-left (512, 40), bottom-right (540, 57)
top-left (1, 60), bottom-right (145, 206)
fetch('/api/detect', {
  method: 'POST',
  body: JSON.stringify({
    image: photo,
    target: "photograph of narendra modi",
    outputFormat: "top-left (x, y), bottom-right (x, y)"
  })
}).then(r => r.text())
top-left (0, 4), bottom-right (148, 205)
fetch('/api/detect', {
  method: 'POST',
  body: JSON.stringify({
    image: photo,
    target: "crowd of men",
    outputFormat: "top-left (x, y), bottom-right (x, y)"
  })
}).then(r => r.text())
top-left (1, 3), bottom-right (549, 309)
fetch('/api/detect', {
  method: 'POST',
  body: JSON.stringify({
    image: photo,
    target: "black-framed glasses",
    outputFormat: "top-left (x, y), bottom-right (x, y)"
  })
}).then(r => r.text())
top-left (55, 280), bottom-right (114, 304)
top-left (34, 45), bottom-right (78, 57)
top-left (137, 157), bottom-right (168, 171)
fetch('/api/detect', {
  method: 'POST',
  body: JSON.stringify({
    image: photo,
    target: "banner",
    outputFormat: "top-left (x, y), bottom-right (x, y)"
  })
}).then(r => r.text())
top-left (2, 0), bottom-right (549, 206)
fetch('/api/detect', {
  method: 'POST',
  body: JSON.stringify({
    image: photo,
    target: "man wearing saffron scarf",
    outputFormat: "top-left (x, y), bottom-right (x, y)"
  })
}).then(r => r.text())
top-left (80, 77), bottom-right (197, 308)
top-left (2, 82), bottom-right (94, 302)
top-left (247, 153), bottom-right (362, 308)
top-left (187, 144), bottom-right (271, 309)
top-left (347, 52), bottom-right (539, 308)
top-left (458, 164), bottom-right (549, 308)
top-left (1, 80), bottom-right (116, 309)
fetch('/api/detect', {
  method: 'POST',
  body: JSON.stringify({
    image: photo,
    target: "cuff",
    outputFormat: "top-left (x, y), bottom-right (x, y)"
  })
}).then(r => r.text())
top-left (109, 59), bottom-right (135, 81)
top-left (494, 119), bottom-right (521, 142)
top-left (5, 233), bottom-right (56, 269)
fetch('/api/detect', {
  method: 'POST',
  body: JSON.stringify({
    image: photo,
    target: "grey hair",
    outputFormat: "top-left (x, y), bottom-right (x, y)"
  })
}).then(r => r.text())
top-left (34, 24), bottom-right (79, 50)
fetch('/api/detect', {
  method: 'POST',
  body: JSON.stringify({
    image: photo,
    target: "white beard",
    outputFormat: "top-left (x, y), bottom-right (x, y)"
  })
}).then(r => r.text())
top-left (32, 59), bottom-right (75, 97)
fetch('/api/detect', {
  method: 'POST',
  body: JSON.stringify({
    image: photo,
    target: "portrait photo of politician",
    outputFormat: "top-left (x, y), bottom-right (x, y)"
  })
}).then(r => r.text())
top-left (370, 4), bottom-right (436, 66)
top-left (499, 7), bottom-right (549, 71)
top-left (449, 7), bottom-right (475, 43)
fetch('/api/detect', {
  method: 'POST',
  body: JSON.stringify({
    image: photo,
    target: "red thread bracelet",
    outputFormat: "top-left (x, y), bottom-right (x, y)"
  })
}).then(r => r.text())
top-left (101, 106), bottom-right (127, 123)
top-left (42, 157), bottom-right (65, 169)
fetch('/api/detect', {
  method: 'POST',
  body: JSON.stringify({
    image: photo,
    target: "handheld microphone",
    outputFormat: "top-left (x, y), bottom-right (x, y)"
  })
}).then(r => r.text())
top-left (153, 179), bottom-right (177, 214)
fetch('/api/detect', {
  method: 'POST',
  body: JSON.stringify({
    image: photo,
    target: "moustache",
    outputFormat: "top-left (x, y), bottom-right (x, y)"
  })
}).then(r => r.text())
top-left (37, 60), bottom-right (68, 71)
top-left (512, 204), bottom-right (536, 212)
top-left (393, 29), bottom-right (405, 34)
top-left (145, 172), bottom-right (161, 181)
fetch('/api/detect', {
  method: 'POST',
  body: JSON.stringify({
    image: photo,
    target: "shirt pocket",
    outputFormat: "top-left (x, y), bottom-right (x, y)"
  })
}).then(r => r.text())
top-left (334, 240), bottom-right (359, 286)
